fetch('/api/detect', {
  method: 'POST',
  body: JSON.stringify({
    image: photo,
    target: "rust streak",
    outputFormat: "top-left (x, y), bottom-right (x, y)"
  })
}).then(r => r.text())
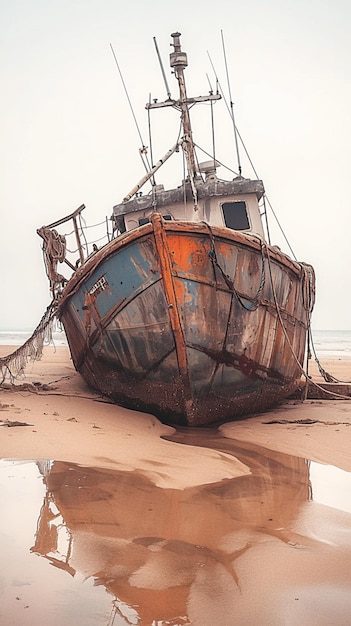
top-left (151, 214), bottom-right (189, 380)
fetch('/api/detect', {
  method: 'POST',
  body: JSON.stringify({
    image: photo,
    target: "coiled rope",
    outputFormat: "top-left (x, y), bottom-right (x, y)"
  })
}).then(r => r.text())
top-left (37, 226), bottom-right (67, 294)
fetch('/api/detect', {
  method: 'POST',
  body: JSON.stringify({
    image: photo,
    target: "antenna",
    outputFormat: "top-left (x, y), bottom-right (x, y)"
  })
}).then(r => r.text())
top-left (221, 30), bottom-right (242, 176)
top-left (206, 73), bottom-right (217, 169)
top-left (110, 43), bottom-right (151, 174)
top-left (153, 36), bottom-right (172, 99)
top-left (147, 93), bottom-right (156, 187)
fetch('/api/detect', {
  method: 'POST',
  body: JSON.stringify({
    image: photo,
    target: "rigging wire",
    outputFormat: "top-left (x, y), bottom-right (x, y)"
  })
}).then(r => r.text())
top-left (206, 73), bottom-right (217, 165)
top-left (231, 124), bottom-right (297, 259)
top-left (207, 49), bottom-right (297, 260)
top-left (110, 43), bottom-right (151, 174)
top-left (64, 218), bottom-right (109, 237)
top-left (78, 212), bottom-right (89, 256)
top-left (147, 93), bottom-right (156, 187)
top-left (65, 233), bottom-right (109, 254)
top-left (153, 36), bottom-right (172, 99)
top-left (204, 47), bottom-right (346, 385)
top-left (221, 30), bottom-right (242, 176)
top-left (193, 142), bottom-right (238, 176)
top-left (210, 99), bottom-right (216, 170)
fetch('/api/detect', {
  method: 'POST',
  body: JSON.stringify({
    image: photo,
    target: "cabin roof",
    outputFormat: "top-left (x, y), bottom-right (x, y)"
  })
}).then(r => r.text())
top-left (112, 176), bottom-right (265, 217)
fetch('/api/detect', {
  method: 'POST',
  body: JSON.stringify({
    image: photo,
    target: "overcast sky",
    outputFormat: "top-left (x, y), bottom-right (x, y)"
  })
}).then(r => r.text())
top-left (1, 0), bottom-right (350, 331)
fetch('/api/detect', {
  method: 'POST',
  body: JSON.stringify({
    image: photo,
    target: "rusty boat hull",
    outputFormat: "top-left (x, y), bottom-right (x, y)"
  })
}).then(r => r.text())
top-left (57, 214), bottom-right (313, 426)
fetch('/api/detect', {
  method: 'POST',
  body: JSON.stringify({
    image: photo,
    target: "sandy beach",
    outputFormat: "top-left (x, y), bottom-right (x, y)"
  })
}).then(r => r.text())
top-left (1, 345), bottom-right (351, 480)
top-left (1, 345), bottom-right (351, 625)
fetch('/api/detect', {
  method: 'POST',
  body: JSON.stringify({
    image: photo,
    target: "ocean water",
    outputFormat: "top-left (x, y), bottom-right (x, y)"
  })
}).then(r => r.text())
top-left (311, 329), bottom-right (351, 358)
top-left (0, 329), bottom-right (68, 347)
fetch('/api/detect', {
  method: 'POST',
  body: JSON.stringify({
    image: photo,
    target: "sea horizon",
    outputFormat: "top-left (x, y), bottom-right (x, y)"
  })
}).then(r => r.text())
top-left (1, 328), bottom-right (351, 357)
top-left (0, 328), bottom-right (68, 347)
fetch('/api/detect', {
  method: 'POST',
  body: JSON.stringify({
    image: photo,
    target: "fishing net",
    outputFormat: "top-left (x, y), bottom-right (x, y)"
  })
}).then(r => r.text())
top-left (0, 300), bottom-right (57, 385)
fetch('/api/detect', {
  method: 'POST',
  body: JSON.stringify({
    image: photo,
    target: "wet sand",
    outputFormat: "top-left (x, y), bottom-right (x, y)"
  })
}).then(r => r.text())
top-left (1, 345), bottom-right (351, 625)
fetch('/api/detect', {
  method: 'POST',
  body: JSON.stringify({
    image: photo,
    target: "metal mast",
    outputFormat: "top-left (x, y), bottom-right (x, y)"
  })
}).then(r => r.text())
top-left (147, 32), bottom-right (221, 195)
top-left (169, 32), bottom-right (197, 179)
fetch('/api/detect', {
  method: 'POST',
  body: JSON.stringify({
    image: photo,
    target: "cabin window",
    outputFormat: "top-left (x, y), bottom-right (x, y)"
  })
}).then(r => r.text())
top-left (222, 201), bottom-right (250, 230)
top-left (138, 217), bottom-right (150, 226)
top-left (163, 214), bottom-right (172, 220)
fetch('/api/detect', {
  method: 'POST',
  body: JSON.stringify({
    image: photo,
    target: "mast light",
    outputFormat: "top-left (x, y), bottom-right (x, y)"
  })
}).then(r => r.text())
top-left (170, 32), bottom-right (188, 70)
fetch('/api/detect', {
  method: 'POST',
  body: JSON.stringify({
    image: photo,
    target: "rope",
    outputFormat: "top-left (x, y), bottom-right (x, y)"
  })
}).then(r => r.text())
top-left (205, 223), bottom-right (265, 310)
top-left (296, 263), bottom-right (349, 386)
top-left (38, 227), bottom-right (66, 262)
top-left (264, 247), bottom-right (351, 400)
top-left (301, 262), bottom-right (316, 314)
top-left (37, 227), bottom-right (67, 294)
top-left (309, 332), bottom-right (351, 384)
top-left (204, 228), bottom-right (349, 400)
top-left (0, 301), bottom-right (58, 384)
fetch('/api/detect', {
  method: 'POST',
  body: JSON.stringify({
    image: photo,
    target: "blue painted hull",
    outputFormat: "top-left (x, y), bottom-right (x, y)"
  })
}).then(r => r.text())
top-left (58, 215), bottom-right (314, 426)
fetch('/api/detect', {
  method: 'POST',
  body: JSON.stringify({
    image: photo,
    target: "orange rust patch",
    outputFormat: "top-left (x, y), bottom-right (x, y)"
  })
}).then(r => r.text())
top-left (190, 248), bottom-right (208, 267)
top-left (168, 234), bottom-right (209, 274)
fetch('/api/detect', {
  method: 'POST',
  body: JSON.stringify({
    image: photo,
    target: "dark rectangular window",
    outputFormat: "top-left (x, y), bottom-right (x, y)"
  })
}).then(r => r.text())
top-left (138, 217), bottom-right (150, 226)
top-left (222, 201), bottom-right (250, 230)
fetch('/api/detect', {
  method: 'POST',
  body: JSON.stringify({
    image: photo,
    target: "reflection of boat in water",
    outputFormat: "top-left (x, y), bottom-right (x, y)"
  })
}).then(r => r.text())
top-left (37, 32), bottom-right (315, 426)
top-left (32, 442), bottom-right (310, 624)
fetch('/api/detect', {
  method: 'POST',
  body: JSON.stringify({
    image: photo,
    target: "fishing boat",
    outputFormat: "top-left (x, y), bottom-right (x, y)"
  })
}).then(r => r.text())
top-left (37, 32), bottom-right (315, 426)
